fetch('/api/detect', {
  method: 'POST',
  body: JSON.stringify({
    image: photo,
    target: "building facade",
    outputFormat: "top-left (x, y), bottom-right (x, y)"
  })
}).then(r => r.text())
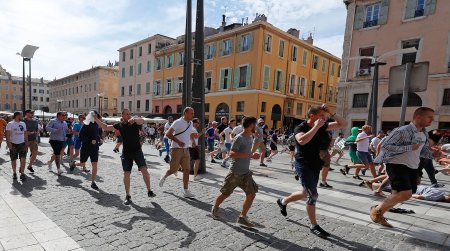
top-left (48, 66), bottom-right (119, 116)
top-left (117, 35), bottom-right (176, 116)
top-left (338, 0), bottom-right (449, 132)
top-left (150, 17), bottom-right (341, 128)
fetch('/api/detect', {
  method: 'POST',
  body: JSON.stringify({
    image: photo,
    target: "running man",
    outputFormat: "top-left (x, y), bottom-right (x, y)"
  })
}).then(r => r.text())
top-left (356, 125), bottom-right (377, 178)
top-left (330, 133), bottom-right (345, 164)
top-left (94, 109), bottom-right (156, 205)
top-left (211, 116), bottom-right (260, 228)
top-left (371, 107), bottom-right (435, 227)
top-left (5, 112), bottom-right (28, 180)
top-left (252, 118), bottom-right (267, 167)
top-left (159, 107), bottom-right (196, 198)
top-left (266, 129), bottom-right (280, 162)
top-left (23, 110), bottom-right (39, 173)
top-left (220, 119), bottom-right (236, 168)
top-left (190, 118), bottom-right (205, 181)
top-left (276, 105), bottom-right (346, 238)
top-left (46, 111), bottom-right (69, 176)
top-left (71, 114), bottom-right (85, 164)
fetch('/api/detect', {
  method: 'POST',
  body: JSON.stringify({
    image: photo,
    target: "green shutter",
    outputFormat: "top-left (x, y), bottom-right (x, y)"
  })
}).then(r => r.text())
top-left (176, 53), bottom-right (180, 65)
top-left (234, 67), bottom-right (239, 88)
top-left (405, 0), bottom-right (417, 19)
top-left (246, 64), bottom-right (252, 87)
top-left (354, 5), bottom-right (365, 30)
top-left (378, 0), bottom-right (390, 25)
top-left (204, 46), bottom-right (208, 59)
top-left (171, 79), bottom-right (176, 94)
top-left (425, 0), bottom-right (437, 15)
top-left (219, 41), bottom-right (223, 56)
top-left (237, 36), bottom-right (242, 52)
top-left (248, 32), bottom-right (253, 51)
top-left (229, 39), bottom-right (234, 54)
top-left (280, 71), bottom-right (285, 93)
top-left (220, 69), bottom-right (225, 89)
top-left (212, 43), bottom-right (216, 58)
top-left (274, 70), bottom-right (278, 91)
top-left (263, 66), bottom-right (269, 89)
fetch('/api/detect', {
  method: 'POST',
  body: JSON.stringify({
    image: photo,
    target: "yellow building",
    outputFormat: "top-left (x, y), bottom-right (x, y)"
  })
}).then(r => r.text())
top-left (153, 16), bottom-right (341, 128)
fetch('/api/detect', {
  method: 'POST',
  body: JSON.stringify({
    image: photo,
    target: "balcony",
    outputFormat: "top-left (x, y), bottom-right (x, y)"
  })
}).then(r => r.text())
top-left (363, 19), bottom-right (378, 28)
top-left (414, 9), bottom-right (424, 18)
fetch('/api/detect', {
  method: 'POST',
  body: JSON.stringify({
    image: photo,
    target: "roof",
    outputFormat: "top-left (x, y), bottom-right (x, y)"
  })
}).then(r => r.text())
top-left (118, 34), bottom-right (176, 51)
top-left (47, 66), bottom-right (118, 85)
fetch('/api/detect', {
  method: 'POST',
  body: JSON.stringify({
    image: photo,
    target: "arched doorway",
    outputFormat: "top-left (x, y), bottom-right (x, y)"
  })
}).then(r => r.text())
top-left (271, 104), bottom-right (282, 129)
top-left (382, 93), bottom-right (422, 107)
top-left (164, 105), bottom-right (173, 114)
top-left (215, 103), bottom-right (229, 122)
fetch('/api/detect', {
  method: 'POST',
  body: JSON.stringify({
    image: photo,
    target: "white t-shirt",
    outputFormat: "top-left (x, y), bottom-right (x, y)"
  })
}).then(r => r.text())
top-left (148, 127), bottom-right (155, 135)
top-left (356, 132), bottom-right (370, 152)
top-left (170, 118), bottom-right (192, 148)
top-left (222, 127), bottom-right (233, 143)
top-left (6, 121), bottom-right (27, 144)
top-left (232, 125), bottom-right (244, 138)
top-left (370, 137), bottom-right (382, 151)
top-left (191, 127), bottom-right (199, 146)
top-left (164, 122), bottom-right (172, 138)
top-left (390, 131), bottom-right (426, 169)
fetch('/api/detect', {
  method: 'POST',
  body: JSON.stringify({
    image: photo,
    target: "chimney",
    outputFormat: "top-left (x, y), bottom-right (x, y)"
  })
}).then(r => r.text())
top-left (305, 33), bottom-right (314, 45)
top-left (220, 14), bottom-right (226, 32)
top-left (287, 28), bottom-right (300, 38)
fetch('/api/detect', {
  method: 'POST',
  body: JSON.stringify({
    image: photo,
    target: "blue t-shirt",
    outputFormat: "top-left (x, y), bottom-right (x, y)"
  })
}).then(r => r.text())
top-left (206, 128), bottom-right (215, 142)
top-left (73, 122), bottom-right (83, 140)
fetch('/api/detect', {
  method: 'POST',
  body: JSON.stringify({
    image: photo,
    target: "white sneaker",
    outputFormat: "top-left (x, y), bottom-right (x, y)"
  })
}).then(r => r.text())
top-left (57, 168), bottom-right (63, 176)
top-left (183, 189), bottom-right (195, 198)
top-left (159, 175), bottom-right (166, 187)
top-left (47, 161), bottom-right (52, 169)
top-left (193, 175), bottom-right (203, 181)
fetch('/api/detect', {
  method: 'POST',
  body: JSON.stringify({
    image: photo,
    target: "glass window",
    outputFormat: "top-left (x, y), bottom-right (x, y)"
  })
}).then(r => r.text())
top-left (138, 46), bottom-right (142, 57)
top-left (299, 77), bottom-right (306, 96)
top-left (322, 59), bottom-right (327, 72)
top-left (156, 58), bottom-right (162, 70)
top-left (129, 65), bottom-right (134, 76)
top-left (402, 39), bottom-right (420, 64)
top-left (165, 79), bottom-right (172, 95)
top-left (364, 3), bottom-right (380, 28)
top-left (279, 41), bottom-right (285, 58)
top-left (312, 56), bottom-right (319, 69)
top-left (148, 44), bottom-right (152, 54)
top-left (128, 85), bottom-right (132, 96)
top-left (238, 66), bottom-right (248, 88)
top-left (146, 82), bottom-right (151, 94)
top-left (206, 44), bottom-right (215, 59)
top-left (222, 39), bottom-right (232, 56)
top-left (241, 34), bottom-right (250, 52)
top-left (263, 66), bottom-right (270, 89)
top-left (130, 49), bottom-right (134, 59)
top-left (296, 103), bottom-right (303, 116)
top-left (154, 81), bottom-right (161, 96)
top-left (122, 51), bottom-right (126, 62)
top-left (291, 46), bottom-right (298, 62)
top-left (220, 68), bottom-right (231, 89)
top-left (147, 60), bottom-right (151, 72)
top-left (155, 106), bottom-right (160, 113)
top-left (121, 87), bottom-right (125, 97)
top-left (264, 34), bottom-right (272, 52)
top-left (261, 102), bottom-right (266, 112)
top-left (177, 77), bottom-right (183, 93)
top-left (274, 70), bottom-right (283, 91)
top-left (289, 75), bottom-right (296, 94)
top-left (136, 100), bottom-right (140, 111)
top-left (353, 93), bottom-right (369, 108)
top-left (177, 52), bottom-right (184, 66)
top-left (359, 47), bottom-right (374, 72)
top-left (138, 63), bottom-right (142, 75)
top-left (443, 89), bottom-right (450, 105)
top-left (310, 81), bottom-right (316, 98)
top-left (237, 101), bottom-right (245, 112)
top-left (205, 72), bottom-right (212, 92)
top-left (137, 84), bottom-right (141, 95)
top-left (166, 54), bottom-right (173, 68)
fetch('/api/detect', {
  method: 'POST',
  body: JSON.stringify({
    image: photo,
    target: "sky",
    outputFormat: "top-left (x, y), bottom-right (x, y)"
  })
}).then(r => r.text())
top-left (0, 0), bottom-right (347, 80)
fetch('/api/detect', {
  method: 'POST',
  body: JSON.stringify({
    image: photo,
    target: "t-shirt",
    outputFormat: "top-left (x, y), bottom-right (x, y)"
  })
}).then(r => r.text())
top-left (229, 133), bottom-right (253, 175)
top-left (79, 122), bottom-right (100, 149)
top-left (191, 127), bottom-right (199, 146)
top-left (319, 131), bottom-right (332, 150)
top-left (415, 185), bottom-right (445, 201)
top-left (113, 122), bottom-right (142, 156)
top-left (6, 121), bottom-right (27, 144)
top-left (206, 127), bottom-right (215, 142)
top-left (232, 125), bottom-right (244, 137)
top-left (370, 137), bottom-right (382, 151)
top-left (163, 122), bottom-right (172, 138)
top-left (253, 125), bottom-right (264, 143)
top-left (390, 131), bottom-right (426, 169)
top-left (356, 132), bottom-right (370, 152)
top-left (24, 118), bottom-right (39, 141)
top-left (170, 118), bottom-right (192, 148)
top-left (222, 127), bottom-right (233, 144)
top-left (294, 121), bottom-right (329, 168)
top-left (73, 122), bottom-right (83, 140)
top-left (217, 123), bottom-right (227, 134)
top-left (0, 118), bottom-right (7, 135)
top-left (270, 134), bottom-right (278, 145)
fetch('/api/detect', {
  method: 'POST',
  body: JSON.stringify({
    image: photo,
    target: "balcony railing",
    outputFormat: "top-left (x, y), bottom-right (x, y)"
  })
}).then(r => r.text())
top-left (363, 19), bottom-right (378, 28)
top-left (414, 9), bottom-right (424, 18)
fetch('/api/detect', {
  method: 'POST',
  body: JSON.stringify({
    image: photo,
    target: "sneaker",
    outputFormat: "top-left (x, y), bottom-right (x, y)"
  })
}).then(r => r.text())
top-left (47, 161), bottom-right (52, 169)
top-left (370, 205), bottom-right (392, 227)
top-left (164, 155), bottom-right (170, 163)
top-left (27, 166), bottom-right (35, 173)
top-left (319, 182), bottom-right (333, 189)
top-left (220, 162), bottom-right (227, 168)
top-left (211, 206), bottom-right (220, 220)
top-left (339, 169), bottom-right (347, 176)
top-left (83, 167), bottom-right (90, 173)
top-left (12, 173), bottom-right (17, 180)
top-left (237, 216), bottom-right (255, 228)
top-left (365, 181), bottom-right (373, 190)
top-left (431, 183), bottom-right (445, 188)
top-left (123, 195), bottom-right (132, 205)
top-left (148, 190), bottom-right (156, 197)
top-left (69, 161), bottom-right (76, 172)
top-left (329, 168), bottom-right (334, 171)
top-left (310, 225), bottom-right (331, 238)
top-left (294, 175), bottom-right (299, 181)
top-left (183, 189), bottom-right (195, 198)
top-left (345, 165), bottom-right (350, 174)
top-left (260, 163), bottom-right (267, 167)
top-left (193, 175), bottom-right (203, 181)
top-left (353, 175), bottom-right (363, 180)
top-left (20, 173), bottom-right (27, 181)
top-left (91, 182), bottom-right (99, 190)
top-left (159, 175), bottom-right (166, 187)
top-left (266, 158), bottom-right (272, 162)
top-left (358, 181), bottom-right (365, 187)
top-left (57, 169), bottom-right (63, 176)
top-left (361, 169), bottom-right (367, 176)
top-left (277, 198), bottom-right (287, 217)
top-left (211, 159), bottom-right (217, 164)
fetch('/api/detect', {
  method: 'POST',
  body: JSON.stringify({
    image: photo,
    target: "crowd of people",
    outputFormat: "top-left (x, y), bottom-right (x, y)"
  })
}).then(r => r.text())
top-left (1, 104), bottom-right (449, 236)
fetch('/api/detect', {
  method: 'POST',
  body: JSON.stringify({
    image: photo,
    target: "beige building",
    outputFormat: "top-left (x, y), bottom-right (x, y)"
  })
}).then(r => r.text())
top-left (338, 0), bottom-right (449, 132)
top-left (117, 34), bottom-right (175, 115)
top-left (48, 66), bottom-right (119, 116)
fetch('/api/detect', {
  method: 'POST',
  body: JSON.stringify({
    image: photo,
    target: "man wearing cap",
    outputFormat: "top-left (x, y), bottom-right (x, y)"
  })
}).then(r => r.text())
top-left (252, 118), bottom-right (267, 167)
top-left (6, 112), bottom-right (28, 180)
top-left (46, 111), bottom-right (69, 176)
top-left (23, 110), bottom-right (39, 173)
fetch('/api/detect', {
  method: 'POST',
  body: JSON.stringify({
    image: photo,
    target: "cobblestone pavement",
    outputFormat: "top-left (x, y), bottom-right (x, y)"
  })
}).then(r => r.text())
top-left (0, 138), bottom-right (448, 250)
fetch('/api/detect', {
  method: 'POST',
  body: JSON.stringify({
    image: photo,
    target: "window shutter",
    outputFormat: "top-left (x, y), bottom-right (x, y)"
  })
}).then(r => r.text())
top-left (234, 67), bottom-right (239, 88)
top-left (237, 36), bottom-right (242, 52)
top-left (378, 0), bottom-right (390, 25)
top-left (263, 66), bottom-right (269, 89)
top-left (425, 0), bottom-right (437, 15)
top-left (212, 43), bottom-right (216, 58)
top-left (274, 70), bottom-right (278, 91)
top-left (246, 64), bottom-right (252, 87)
top-left (229, 39), bottom-right (234, 54)
top-left (354, 5), bottom-right (365, 30)
top-left (220, 69), bottom-right (225, 89)
top-left (248, 32), bottom-right (253, 51)
top-left (219, 41), bottom-right (223, 56)
top-left (405, 0), bottom-right (417, 19)
top-left (280, 71), bottom-right (285, 93)
top-left (176, 53), bottom-right (180, 64)
top-left (171, 79), bottom-right (176, 94)
top-left (204, 46), bottom-right (208, 59)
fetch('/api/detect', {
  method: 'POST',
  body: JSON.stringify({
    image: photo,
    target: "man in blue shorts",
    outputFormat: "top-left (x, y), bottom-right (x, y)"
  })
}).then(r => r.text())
top-left (71, 114), bottom-right (85, 167)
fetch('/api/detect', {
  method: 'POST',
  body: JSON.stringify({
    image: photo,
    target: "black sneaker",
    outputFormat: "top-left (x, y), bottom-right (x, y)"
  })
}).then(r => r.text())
top-left (310, 225), bottom-right (331, 238)
top-left (69, 162), bottom-right (76, 172)
top-left (260, 163), bottom-right (267, 167)
top-left (13, 173), bottom-right (18, 180)
top-left (345, 165), bottom-right (350, 174)
top-left (27, 166), bottom-right (35, 173)
top-left (164, 155), bottom-right (170, 163)
top-left (148, 190), bottom-right (156, 197)
top-left (123, 195), bottom-right (132, 205)
top-left (277, 198), bottom-right (287, 217)
top-left (91, 182), bottom-right (99, 190)
top-left (211, 159), bottom-right (217, 164)
top-left (319, 182), bottom-right (333, 189)
top-left (294, 175), bottom-right (299, 181)
top-left (339, 169), bottom-right (347, 176)
top-left (328, 168), bottom-right (334, 171)
top-left (20, 173), bottom-right (27, 181)
top-left (353, 175), bottom-right (363, 180)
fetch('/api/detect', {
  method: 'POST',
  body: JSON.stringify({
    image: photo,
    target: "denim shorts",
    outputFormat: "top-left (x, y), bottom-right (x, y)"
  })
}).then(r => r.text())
top-left (293, 160), bottom-right (321, 190)
top-left (357, 151), bottom-right (373, 165)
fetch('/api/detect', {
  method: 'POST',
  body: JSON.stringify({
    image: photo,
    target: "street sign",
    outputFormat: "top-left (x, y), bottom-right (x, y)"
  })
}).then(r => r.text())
top-left (388, 62), bottom-right (429, 95)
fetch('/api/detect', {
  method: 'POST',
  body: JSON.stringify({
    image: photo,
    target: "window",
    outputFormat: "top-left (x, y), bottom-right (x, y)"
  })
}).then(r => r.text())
top-left (220, 68), bottom-right (232, 90)
top-left (274, 70), bottom-right (283, 92)
top-left (237, 101), bottom-right (245, 112)
top-left (331, 63), bottom-right (335, 76)
top-left (206, 44), bottom-right (215, 59)
top-left (138, 46), bottom-right (142, 57)
top-left (154, 81), bottom-right (161, 96)
top-left (137, 84), bottom-right (141, 95)
top-left (155, 106), bottom-right (160, 113)
top-left (327, 87), bottom-right (334, 102)
top-left (128, 101), bottom-right (132, 111)
top-left (166, 54), bottom-right (173, 68)
top-left (205, 103), bottom-right (210, 113)
top-left (443, 89), bottom-right (450, 105)
top-left (177, 77), bottom-right (183, 93)
top-left (89, 98), bottom-right (92, 107)
top-left (205, 72), bottom-right (212, 92)
top-left (122, 51), bottom-right (126, 62)
top-left (261, 102), bottom-right (266, 112)
top-left (130, 49), bottom-right (134, 59)
top-left (103, 97), bottom-right (108, 109)
top-left (146, 82), bottom-right (151, 94)
top-left (128, 85), bottom-right (132, 96)
top-left (136, 100), bottom-right (140, 112)
top-left (94, 97), bottom-right (97, 107)
top-left (148, 44), bottom-right (152, 54)
top-left (353, 93), bottom-right (369, 108)
top-left (415, 0), bottom-right (425, 17)
top-left (94, 82), bottom-right (96, 91)
top-left (237, 65), bottom-right (251, 88)
top-left (402, 39), bottom-right (420, 64)
top-left (322, 59), bottom-right (327, 72)
top-left (318, 84), bottom-right (324, 100)
top-left (147, 60), bottom-right (151, 72)
top-left (240, 34), bottom-right (251, 52)
top-left (263, 65), bottom-right (270, 90)
top-left (120, 87), bottom-right (125, 96)
top-left (155, 58), bottom-right (162, 70)
top-left (33, 89), bottom-right (36, 93)
top-left (278, 41), bottom-right (285, 57)
top-left (177, 52), bottom-right (184, 66)
top-left (310, 81), bottom-right (316, 98)
top-left (121, 101), bottom-right (124, 111)
top-left (359, 47), bottom-right (374, 72)
top-left (222, 39), bottom-right (232, 56)
top-left (176, 105), bottom-right (182, 114)
top-left (338, 65), bottom-right (341, 77)
top-left (264, 34), bottom-right (272, 52)
top-left (291, 46), bottom-right (298, 62)
top-left (138, 63), bottom-right (142, 75)
top-left (364, 3), bottom-right (380, 28)
top-left (286, 100), bottom-right (292, 115)
top-left (289, 75), bottom-right (296, 94)
top-left (296, 103), bottom-right (303, 116)
top-left (299, 77), bottom-right (306, 96)
top-left (165, 79), bottom-right (172, 95)
top-left (76, 99), bottom-right (78, 107)
top-left (129, 65), bottom-right (134, 76)
top-left (312, 56), bottom-right (319, 69)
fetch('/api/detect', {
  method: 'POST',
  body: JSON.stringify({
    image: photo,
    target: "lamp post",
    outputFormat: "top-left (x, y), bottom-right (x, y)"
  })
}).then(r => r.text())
top-left (97, 93), bottom-right (104, 115)
top-left (17, 45), bottom-right (39, 113)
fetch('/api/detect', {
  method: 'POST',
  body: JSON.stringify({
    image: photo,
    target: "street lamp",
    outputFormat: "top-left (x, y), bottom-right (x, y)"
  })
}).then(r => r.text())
top-left (97, 93), bottom-right (104, 115)
top-left (17, 45), bottom-right (39, 113)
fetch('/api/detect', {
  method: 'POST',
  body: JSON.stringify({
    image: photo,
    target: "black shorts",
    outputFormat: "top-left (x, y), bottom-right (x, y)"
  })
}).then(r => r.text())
top-left (49, 140), bottom-right (64, 155)
top-left (10, 143), bottom-right (27, 160)
top-left (270, 143), bottom-right (278, 151)
top-left (121, 150), bottom-right (147, 172)
top-left (386, 163), bottom-right (419, 193)
top-left (189, 146), bottom-right (200, 160)
top-left (80, 146), bottom-right (99, 163)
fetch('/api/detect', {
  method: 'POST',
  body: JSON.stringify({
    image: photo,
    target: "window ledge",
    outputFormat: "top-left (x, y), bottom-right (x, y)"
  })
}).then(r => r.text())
top-left (360, 25), bottom-right (380, 31)
top-left (402, 15), bottom-right (427, 23)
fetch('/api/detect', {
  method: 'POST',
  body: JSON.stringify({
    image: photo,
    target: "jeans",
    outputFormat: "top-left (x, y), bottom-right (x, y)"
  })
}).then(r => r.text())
top-left (163, 138), bottom-right (170, 156)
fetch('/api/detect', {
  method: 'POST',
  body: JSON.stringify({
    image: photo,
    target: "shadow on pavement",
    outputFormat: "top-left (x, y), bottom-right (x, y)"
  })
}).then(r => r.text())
top-left (11, 174), bottom-right (48, 197)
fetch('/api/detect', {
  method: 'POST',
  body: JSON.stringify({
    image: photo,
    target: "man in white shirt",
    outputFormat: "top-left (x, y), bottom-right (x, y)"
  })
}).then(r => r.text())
top-left (231, 118), bottom-right (245, 140)
top-left (5, 112), bottom-right (29, 181)
top-left (159, 107), bottom-right (196, 198)
top-left (220, 119), bottom-right (236, 168)
top-left (370, 130), bottom-right (385, 175)
top-left (355, 125), bottom-right (376, 179)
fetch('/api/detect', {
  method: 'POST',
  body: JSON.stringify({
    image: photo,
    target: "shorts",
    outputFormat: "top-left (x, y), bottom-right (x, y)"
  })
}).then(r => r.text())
top-left (386, 163), bottom-right (419, 193)
top-left (207, 140), bottom-right (215, 152)
top-left (288, 146), bottom-right (295, 151)
top-left (117, 136), bottom-right (123, 143)
top-left (66, 137), bottom-right (74, 146)
top-left (319, 150), bottom-right (331, 168)
top-left (270, 143), bottom-right (278, 151)
top-left (294, 160), bottom-right (321, 190)
top-left (357, 151), bottom-right (373, 165)
top-left (121, 150), bottom-right (147, 172)
top-left (10, 143), bottom-right (27, 160)
top-left (28, 140), bottom-right (38, 152)
top-left (189, 146), bottom-right (200, 160)
top-left (80, 147), bottom-right (99, 163)
top-left (220, 171), bottom-right (258, 196)
top-left (49, 140), bottom-right (64, 155)
top-left (330, 148), bottom-right (343, 156)
top-left (251, 142), bottom-right (266, 153)
top-left (349, 151), bottom-right (360, 164)
top-left (170, 148), bottom-right (190, 172)
top-left (224, 143), bottom-right (232, 151)
top-left (74, 138), bottom-right (82, 150)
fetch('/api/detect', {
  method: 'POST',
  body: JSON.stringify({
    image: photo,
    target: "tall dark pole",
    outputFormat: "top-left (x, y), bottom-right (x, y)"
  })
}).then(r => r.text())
top-left (368, 62), bottom-right (385, 134)
top-left (192, 0), bottom-right (205, 173)
top-left (183, 0), bottom-right (192, 109)
top-left (29, 59), bottom-right (32, 109)
top-left (22, 58), bottom-right (26, 113)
